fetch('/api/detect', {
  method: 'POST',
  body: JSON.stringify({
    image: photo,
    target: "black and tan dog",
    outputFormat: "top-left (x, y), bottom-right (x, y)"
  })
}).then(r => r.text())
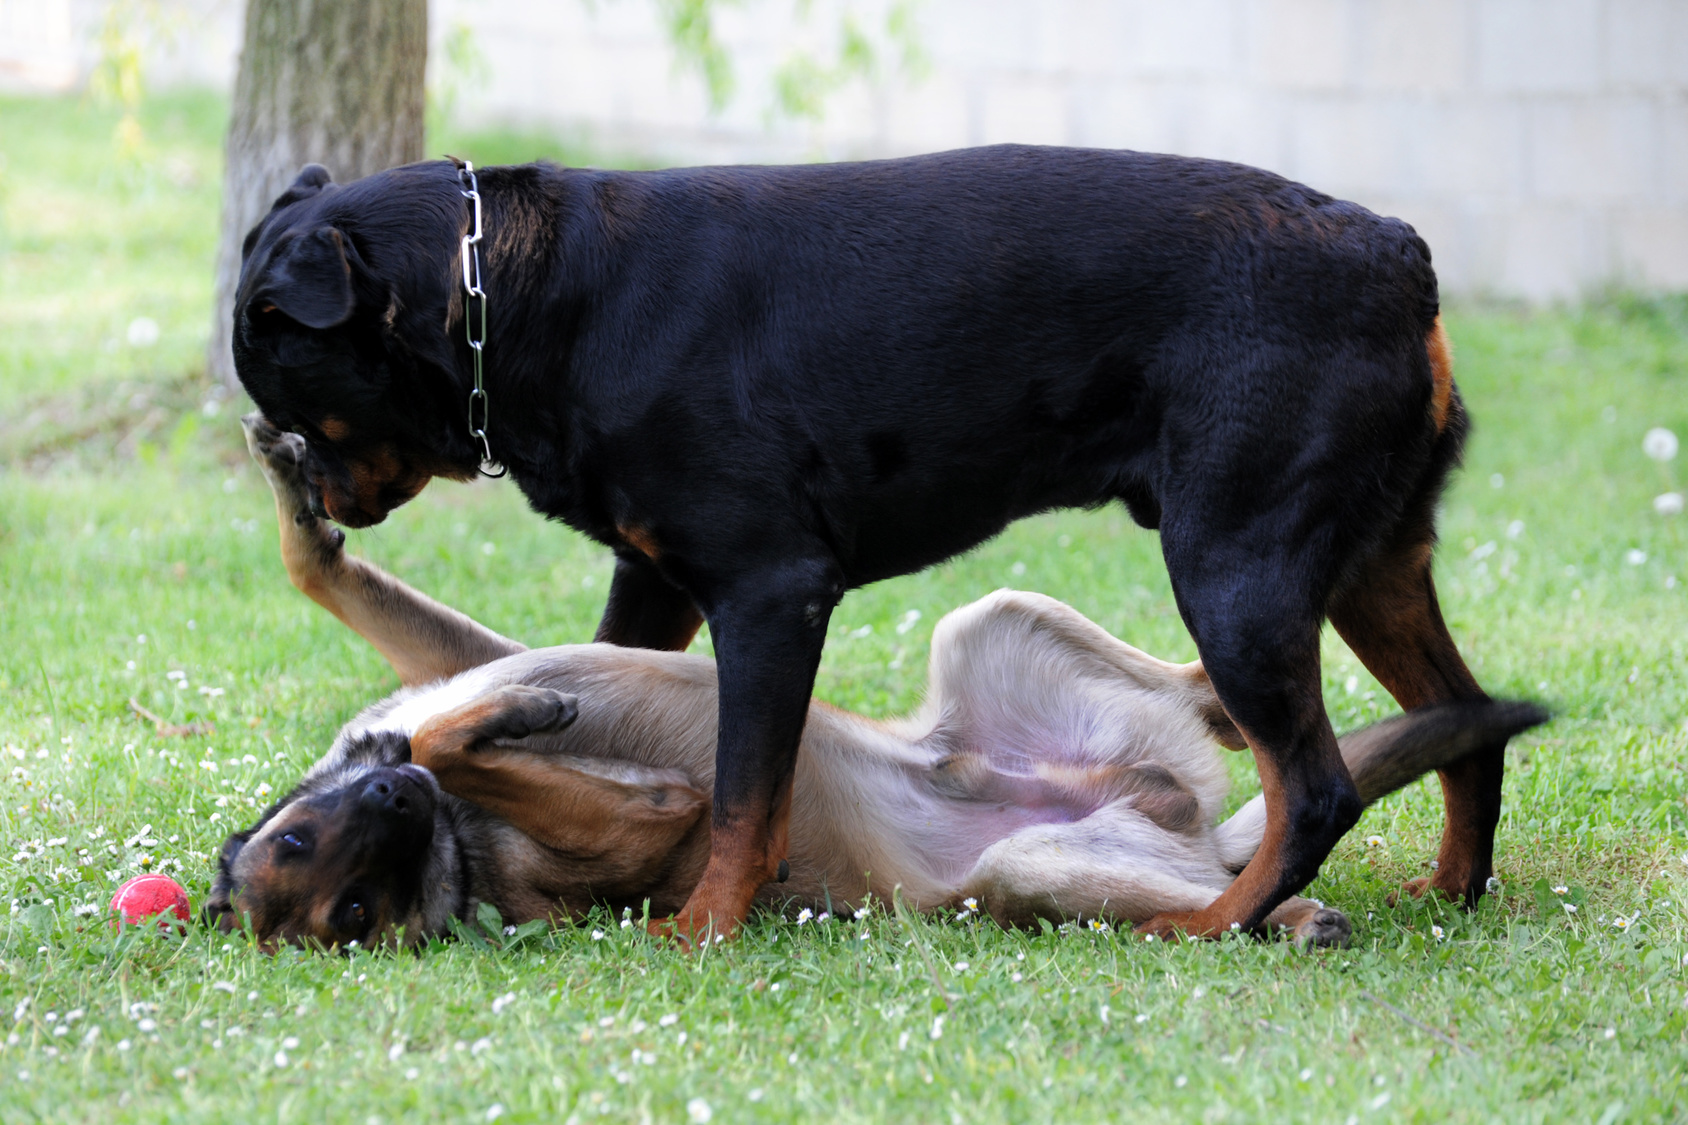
top-left (231, 146), bottom-right (1497, 943)
top-left (206, 415), bottom-right (1545, 950)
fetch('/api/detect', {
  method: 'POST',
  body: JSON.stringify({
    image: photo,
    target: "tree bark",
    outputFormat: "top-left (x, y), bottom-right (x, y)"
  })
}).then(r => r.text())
top-left (208, 0), bottom-right (427, 388)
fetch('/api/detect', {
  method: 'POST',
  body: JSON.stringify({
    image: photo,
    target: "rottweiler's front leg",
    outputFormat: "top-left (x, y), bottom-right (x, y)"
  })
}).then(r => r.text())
top-left (654, 556), bottom-right (842, 946)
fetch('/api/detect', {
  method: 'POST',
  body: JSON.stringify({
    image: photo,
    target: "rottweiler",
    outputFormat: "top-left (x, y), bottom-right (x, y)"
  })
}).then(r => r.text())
top-left (206, 416), bottom-right (1545, 950)
top-left (230, 145), bottom-right (1496, 943)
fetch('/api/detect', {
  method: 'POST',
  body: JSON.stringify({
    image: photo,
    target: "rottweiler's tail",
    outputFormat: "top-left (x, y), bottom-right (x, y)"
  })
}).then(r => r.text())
top-left (1214, 700), bottom-right (1549, 873)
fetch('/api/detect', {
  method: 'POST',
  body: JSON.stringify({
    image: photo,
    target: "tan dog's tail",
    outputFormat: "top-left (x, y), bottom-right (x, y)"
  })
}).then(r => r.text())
top-left (1215, 700), bottom-right (1549, 873)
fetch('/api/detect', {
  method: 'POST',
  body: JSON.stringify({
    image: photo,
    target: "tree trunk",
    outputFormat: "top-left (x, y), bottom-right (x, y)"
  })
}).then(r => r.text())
top-left (208, 0), bottom-right (427, 388)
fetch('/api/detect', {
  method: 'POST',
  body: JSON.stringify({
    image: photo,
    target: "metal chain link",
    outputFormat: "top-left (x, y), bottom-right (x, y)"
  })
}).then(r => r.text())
top-left (457, 161), bottom-right (506, 478)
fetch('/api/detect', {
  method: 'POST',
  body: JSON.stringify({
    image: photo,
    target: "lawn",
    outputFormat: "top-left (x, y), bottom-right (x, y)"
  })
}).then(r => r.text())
top-left (1, 91), bottom-right (1685, 1124)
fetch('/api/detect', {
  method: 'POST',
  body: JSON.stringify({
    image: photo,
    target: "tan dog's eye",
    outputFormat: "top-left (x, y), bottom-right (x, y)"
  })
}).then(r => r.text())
top-left (351, 902), bottom-right (366, 922)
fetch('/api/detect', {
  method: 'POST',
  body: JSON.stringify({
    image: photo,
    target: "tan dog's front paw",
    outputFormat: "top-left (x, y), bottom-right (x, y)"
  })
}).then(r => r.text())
top-left (1292, 906), bottom-right (1351, 949)
top-left (242, 412), bottom-right (346, 578)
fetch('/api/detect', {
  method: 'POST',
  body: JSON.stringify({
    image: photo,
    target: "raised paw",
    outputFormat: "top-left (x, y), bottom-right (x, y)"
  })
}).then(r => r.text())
top-left (478, 685), bottom-right (580, 743)
top-left (241, 412), bottom-right (308, 495)
top-left (243, 411), bottom-right (346, 570)
top-left (1292, 907), bottom-right (1352, 949)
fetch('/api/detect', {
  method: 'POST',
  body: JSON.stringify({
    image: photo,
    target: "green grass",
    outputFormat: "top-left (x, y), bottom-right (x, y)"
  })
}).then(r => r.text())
top-left (2, 91), bottom-right (1686, 1124)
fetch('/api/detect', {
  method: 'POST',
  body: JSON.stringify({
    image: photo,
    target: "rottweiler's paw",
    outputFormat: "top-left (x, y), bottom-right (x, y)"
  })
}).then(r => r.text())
top-left (1292, 907), bottom-right (1352, 949)
top-left (480, 685), bottom-right (580, 743)
top-left (1133, 911), bottom-right (1200, 942)
top-left (1389, 873), bottom-right (1480, 909)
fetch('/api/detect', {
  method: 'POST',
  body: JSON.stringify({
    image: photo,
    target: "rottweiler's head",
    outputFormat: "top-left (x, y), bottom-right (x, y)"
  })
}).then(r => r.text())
top-left (232, 162), bottom-right (482, 527)
top-left (206, 731), bottom-right (465, 950)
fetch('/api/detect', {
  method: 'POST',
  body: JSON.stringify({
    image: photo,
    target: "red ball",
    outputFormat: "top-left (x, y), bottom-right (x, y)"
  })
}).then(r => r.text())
top-left (110, 874), bottom-right (191, 930)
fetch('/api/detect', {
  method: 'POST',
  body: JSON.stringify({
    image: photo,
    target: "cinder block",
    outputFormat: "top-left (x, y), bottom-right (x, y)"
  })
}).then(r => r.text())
top-left (1353, 0), bottom-right (1468, 94)
top-left (1071, 78), bottom-right (1192, 154)
top-left (1495, 202), bottom-right (1605, 298)
top-left (1530, 98), bottom-right (1659, 201)
top-left (1124, 0), bottom-right (1242, 77)
top-left (1285, 97), bottom-right (1414, 196)
top-left (1061, 0), bottom-right (1133, 76)
top-left (1412, 100), bottom-right (1529, 197)
top-left (883, 73), bottom-right (973, 155)
top-left (927, 0), bottom-right (1041, 71)
top-left (1611, 206), bottom-right (1688, 288)
top-left (1476, 0), bottom-right (1601, 93)
top-left (1246, 0), bottom-right (1352, 91)
top-left (1664, 99), bottom-right (1688, 203)
top-left (1603, 0), bottom-right (1680, 87)
top-left (1181, 81), bottom-right (1289, 171)
top-left (979, 76), bottom-right (1072, 146)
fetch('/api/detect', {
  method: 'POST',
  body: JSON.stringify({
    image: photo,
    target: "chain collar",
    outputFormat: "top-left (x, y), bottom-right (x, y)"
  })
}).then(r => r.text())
top-left (455, 159), bottom-right (506, 479)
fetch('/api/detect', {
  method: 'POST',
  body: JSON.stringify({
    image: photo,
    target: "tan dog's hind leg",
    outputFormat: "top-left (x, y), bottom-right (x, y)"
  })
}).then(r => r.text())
top-left (410, 685), bottom-right (709, 883)
top-left (243, 413), bottom-right (525, 685)
top-left (959, 808), bottom-right (1350, 946)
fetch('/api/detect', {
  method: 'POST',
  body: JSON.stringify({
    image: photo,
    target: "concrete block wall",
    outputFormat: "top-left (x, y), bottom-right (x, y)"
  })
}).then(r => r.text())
top-left (428, 0), bottom-right (1687, 299)
top-left (3, 0), bottom-right (1683, 299)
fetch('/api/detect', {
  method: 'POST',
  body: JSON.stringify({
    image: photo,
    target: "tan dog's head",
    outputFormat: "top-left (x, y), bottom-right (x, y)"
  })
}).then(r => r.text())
top-left (207, 732), bottom-right (465, 949)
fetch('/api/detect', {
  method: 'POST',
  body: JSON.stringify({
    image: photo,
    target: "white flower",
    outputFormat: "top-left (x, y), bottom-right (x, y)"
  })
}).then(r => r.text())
top-left (591, 929), bottom-right (605, 941)
top-left (659, 1014), bottom-right (679, 1027)
top-left (1563, 903), bottom-right (1578, 914)
top-left (1430, 925), bottom-right (1445, 940)
top-left (687, 1098), bottom-right (713, 1123)
top-left (962, 897), bottom-right (978, 911)
top-left (471, 1037), bottom-right (492, 1055)
top-left (388, 1042), bottom-right (405, 1061)
top-left (954, 962), bottom-right (969, 971)
top-left (138, 1019), bottom-right (157, 1033)
top-left (274, 1051), bottom-right (288, 1067)
top-left (1010, 972), bottom-right (1022, 982)
top-left (1626, 549), bottom-right (1648, 566)
top-left (1299, 1068), bottom-right (1314, 1082)
top-left (1655, 492), bottom-right (1684, 516)
top-left (795, 908), bottom-right (813, 925)
top-left (1365, 835), bottom-right (1385, 848)
top-left (895, 610), bottom-right (922, 635)
top-left (1175, 1074), bottom-right (1187, 1088)
top-left (1552, 885), bottom-right (1569, 895)
top-left (491, 992), bottom-right (516, 1015)
top-left (485, 1105), bottom-right (505, 1121)
top-left (1643, 427), bottom-right (1679, 462)
top-left (897, 1031), bottom-right (910, 1050)
top-left (816, 912), bottom-right (830, 922)
top-left (749, 1088), bottom-right (764, 1102)
top-left (930, 1015), bottom-right (945, 1040)
top-left (126, 317), bottom-right (160, 348)
top-left (620, 918), bottom-right (632, 929)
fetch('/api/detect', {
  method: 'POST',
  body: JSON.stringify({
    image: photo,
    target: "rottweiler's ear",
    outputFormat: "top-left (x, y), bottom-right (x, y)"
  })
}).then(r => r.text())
top-left (257, 226), bottom-right (358, 330)
top-left (271, 163), bottom-right (334, 211)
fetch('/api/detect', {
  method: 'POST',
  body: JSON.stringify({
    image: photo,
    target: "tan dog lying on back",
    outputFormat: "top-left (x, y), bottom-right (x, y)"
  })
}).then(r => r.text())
top-left (209, 414), bottom-right (1545, 950)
